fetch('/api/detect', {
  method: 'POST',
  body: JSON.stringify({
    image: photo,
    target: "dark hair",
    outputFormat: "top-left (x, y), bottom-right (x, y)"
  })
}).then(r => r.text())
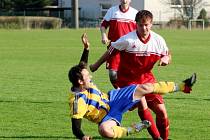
top-left (68, 61), bottom-right (87, 88)
top-left (135, 10), bottom-right (153, 22)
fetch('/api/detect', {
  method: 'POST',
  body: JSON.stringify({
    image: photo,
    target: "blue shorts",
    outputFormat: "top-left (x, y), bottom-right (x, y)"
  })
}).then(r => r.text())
top-left (100, 84), bottom-right (139, 125)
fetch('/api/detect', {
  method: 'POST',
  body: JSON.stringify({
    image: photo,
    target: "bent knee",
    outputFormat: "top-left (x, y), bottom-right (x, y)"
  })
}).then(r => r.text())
top-left (139, 83), bottom-right (154, 93)
top-left (99, 124), bottom-right (114, 138)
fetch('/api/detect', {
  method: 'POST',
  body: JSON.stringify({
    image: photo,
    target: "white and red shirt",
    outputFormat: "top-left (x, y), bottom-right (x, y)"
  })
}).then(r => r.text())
top-left (101, 5), bottom-right (137, 42)
top-left (101, 5), bottom-right (137, 70)
top-left (109, 31), bottom-right (169, 87)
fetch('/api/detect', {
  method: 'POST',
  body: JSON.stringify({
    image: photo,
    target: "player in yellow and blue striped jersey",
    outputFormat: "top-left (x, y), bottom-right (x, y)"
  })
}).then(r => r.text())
top-left (68, 33), bottom-right (196, 140)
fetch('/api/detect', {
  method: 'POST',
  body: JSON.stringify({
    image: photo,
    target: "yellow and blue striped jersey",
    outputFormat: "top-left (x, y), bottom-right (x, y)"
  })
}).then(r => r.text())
top-left (69, 83), bottom-right (110, 124)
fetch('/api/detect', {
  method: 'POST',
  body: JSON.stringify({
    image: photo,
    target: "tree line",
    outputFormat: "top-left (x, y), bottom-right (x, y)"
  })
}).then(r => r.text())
top-left (0, 0), bottom-right (57, 11)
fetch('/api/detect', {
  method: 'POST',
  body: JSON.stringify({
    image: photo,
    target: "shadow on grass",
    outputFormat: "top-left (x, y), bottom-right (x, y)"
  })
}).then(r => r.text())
top-left (92, 136), bottom-right (152, 140)
top-left (0, 136), bottom-right (72, 139)
top-left (0, 100), bottom-right (57, 104)
top-left (165, 97), bottom-right (204, 101)
top-left (0, 136), bottom-right (152, 140)
top-left (203, 98), bottom-right (210, 101)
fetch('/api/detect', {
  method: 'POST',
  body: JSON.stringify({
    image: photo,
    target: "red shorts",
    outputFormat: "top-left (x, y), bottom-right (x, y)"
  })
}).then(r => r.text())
top-left (128, 93), bottom-right (164, 111)
top-left (145, 93), bottom-right (164, 108)
top-left (106, 51), bottom-right (120, 71)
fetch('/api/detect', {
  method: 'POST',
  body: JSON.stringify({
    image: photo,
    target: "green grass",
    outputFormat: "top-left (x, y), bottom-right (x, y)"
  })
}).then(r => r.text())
top-left (0, 28), bottom-right (210, 140)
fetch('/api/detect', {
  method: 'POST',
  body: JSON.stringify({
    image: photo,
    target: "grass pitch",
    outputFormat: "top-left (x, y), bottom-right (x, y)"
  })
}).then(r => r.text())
top-left (0, 28), bottom-right (210, 140)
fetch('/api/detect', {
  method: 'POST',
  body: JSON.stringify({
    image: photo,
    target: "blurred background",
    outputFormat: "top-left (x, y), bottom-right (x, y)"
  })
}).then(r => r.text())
top-left (0, 0), bottom-right (210, 29)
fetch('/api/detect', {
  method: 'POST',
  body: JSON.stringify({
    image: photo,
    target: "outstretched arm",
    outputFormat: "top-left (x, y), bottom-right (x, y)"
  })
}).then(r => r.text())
top-left (79, 33), bottom-right (90, 64)
top-left (89, 50), bottom-right (110, 72)
top-left (89, 38), bottom-right (128, 72)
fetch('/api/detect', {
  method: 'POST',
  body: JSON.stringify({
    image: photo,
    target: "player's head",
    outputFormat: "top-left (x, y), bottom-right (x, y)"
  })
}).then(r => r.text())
top-left (135, 10), bottom-right (153, 37)
top-left (68, 62), bottom-right (92, 89)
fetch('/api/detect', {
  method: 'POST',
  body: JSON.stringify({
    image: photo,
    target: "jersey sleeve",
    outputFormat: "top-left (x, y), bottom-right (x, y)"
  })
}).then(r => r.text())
top-left (103, 7), bottom-right (112, 21)
top-left (101, 20), bottom-right (110, 29)
top-left (79, 48), bottom-right (89, 65)
top-left (101, 7), bottom-right (113, 28)
top-left (71, 118), bottom-right (85, 139)
top-left (159, 36), bottom-right (169, 56)
top-left (162, 39), bottom-right (169, 56)
top-left (110, 36), bottom-right (129, 51)
top-left (69, 95), bottom-right (87, 119)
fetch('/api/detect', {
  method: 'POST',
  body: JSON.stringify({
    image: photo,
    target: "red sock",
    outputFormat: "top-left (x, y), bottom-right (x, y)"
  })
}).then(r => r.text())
top-left (138, 108), bottom-right (160, 139)
top-left (156, 117), bottom-right (169, 140)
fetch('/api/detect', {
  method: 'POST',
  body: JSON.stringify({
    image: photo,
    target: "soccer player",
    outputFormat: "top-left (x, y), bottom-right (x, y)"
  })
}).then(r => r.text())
top-left (89, 10), bottom-right (178, 140)
top-left (68, 33), bottom-right (197, 140)
top-left (100, 0), bottom-right (138, 88)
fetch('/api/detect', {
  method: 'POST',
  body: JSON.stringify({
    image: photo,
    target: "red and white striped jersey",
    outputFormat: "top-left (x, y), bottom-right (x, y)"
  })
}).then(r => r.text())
top-left (109, 30), bottom-right (169, 87)
top-left (101, 5), bottom-right (137, 42)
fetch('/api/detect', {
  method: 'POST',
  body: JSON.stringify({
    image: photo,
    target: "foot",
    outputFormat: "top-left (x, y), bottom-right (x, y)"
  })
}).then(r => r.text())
top-left (127, 120), bottom-right (151, 135)
top-left (182, 73), bottom-right (197, 93)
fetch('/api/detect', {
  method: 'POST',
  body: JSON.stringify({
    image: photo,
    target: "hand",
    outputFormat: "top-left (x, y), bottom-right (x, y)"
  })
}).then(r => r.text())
top-left (89, 64), bottom-right (98, 72)
top-left (159, 55), bottom-right (171, 66)
top-left (101, 33), bottom-right (109, 45)
top-left (81, 33), bottom-right (90, 49)
top-left (82, 135), bottom-right (92, 140)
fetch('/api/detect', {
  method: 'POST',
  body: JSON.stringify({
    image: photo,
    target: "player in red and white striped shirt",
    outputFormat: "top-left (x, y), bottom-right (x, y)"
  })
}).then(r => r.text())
top-left (100, 0), bottom-right (137, 88)
top-left (91, 10), bottom-right (172, 140)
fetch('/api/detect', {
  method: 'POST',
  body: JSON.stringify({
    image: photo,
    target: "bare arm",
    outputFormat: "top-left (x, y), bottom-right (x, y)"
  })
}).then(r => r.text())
top-left (100, 26), bottom-right (109, 45)
top-left (89, 50), bottom-right (110, 72)
top-left (89, 40), bottom-right (124, 72)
